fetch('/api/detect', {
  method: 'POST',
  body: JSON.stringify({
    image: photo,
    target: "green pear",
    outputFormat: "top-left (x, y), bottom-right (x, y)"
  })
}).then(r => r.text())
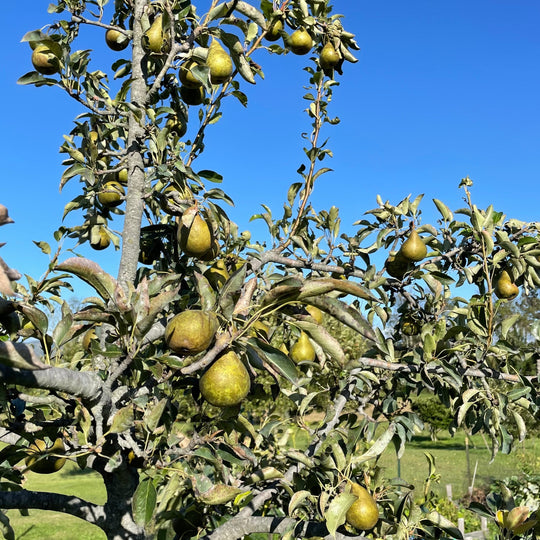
top-left (346, 483), bottom-right (379, 531)
top-left (199, 351), bottom-right (251, 407)
top-left (178, 213), bottom-right (215, 258)
top-left (494, 270), bottom-right (519, 300)
top-left (144, 14), bottom-right (165, 53)
top-left (385, 251), bottom-right (411, 279)
top-left (206, 39), bottom-right (233, 84)
top-left (399, 229), bottom-right (427, 262)
top-left (265, 18), bottom-right (283, 42)
top-left (290, 331), bottom-right (315, 363)
top-left (289, 28), bottom-right (313, 55)
top-left (164, 310), bottom-right (218, 355)
top-left (320, 42), bottom-right (340, 69)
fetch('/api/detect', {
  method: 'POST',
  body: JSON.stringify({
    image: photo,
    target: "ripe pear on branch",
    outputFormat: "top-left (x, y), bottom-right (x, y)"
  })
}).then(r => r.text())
top-left (164, 310), bottom-right (218, 355)
top-left (144, 14), bottom-right (168, 54)
top-left (289, 28), bottom-right (313, 55)
top-left (206, 39), bottom-right (233, 85)
top-left (177, 209), bottom-right (215, 259)
top-left (199, 350), bottom-right (251, 407)
top-left (25, 438), bottom-right (67, 474)
top-left (346, 483), bottom-right (379, 531)
top-left (290, 331), bottom-right (315, 363)
top-left (494, 269), bottom-right (519, 300)
top-left (399, 228), bottom-right (427, 262)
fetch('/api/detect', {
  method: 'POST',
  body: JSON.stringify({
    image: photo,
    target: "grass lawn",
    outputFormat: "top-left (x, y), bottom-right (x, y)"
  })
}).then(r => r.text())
top-left (5, 461), bottom-right (106, 540)
top-left (377, 429), bottom-right (540, 500)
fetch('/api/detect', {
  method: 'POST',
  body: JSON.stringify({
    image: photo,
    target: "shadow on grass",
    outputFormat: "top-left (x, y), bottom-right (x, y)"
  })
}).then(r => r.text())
top-left (409, 435), bottom-right (466, 451)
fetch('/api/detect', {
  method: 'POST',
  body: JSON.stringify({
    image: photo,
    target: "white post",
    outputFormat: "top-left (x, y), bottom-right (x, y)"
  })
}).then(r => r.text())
top-left (446, 483), bottom-right (453, 501)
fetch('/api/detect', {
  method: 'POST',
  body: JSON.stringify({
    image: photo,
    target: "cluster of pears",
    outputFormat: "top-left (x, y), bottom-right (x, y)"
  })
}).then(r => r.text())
top-left (178, 210), bottom-right (219, 260)
top-left (385, 228), bottom-right (427, 279)
top-left (178, 38), bottom-right (233, 106)
top-left (164, 311), bottom-right (251, 407)
top-left (265, 15), bottom-right (340, 69)
top-left (24, 438), bottom-right (67, 474)
top-left (346, 483), bottom-right (379, 531)
top-left (30, 39), bottom-right (62, 75)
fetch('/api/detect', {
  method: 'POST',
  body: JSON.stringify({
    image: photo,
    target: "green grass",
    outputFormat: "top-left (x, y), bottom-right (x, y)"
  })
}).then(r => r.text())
top-left (377, 430), bottom-right (540, 500)
top-left (5, 461), bottom-right (106, 540)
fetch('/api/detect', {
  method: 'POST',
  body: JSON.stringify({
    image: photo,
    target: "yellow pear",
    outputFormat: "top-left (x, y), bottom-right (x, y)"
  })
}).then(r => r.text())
top-left (165, 310), bottom-right (218, 355)
top-left (320, 41), bottom-right (340, 69)
top-left (289, 28), bottom-right (313, 55)
top-left (90, 226), bottom-right (110, 251)
top-left (25, 438), bottom-right (67, 474)
top-left (179, 60), bottom-right (203, 88)
top-left (31, 43), bottom-right (62, 75)
top-left (306, 305), bottom-right (323, 324)
top-left (178, 213), bottom-right (214, 258)
top-left (199, 351), bottom-right (251, 407)
top-left (494, 270), bottom-right (519, 300)
top-left (105, 28), bottom-right (129, 51)
top-left (165, 114), bottom-right (188, 138)
top-left (265, 18), bottom-right (283, 42)
top-left (290, 331), bottom-right (315, 363)
top-left (346, 483), bottom-right (379, 531)
top-left (144, 14), bottom-right (165, 53)
top-left (97, 180), bottom-right (125, 207)
top-left (206, 39), bottom-right (233, 84)
top-left (204, 259), bottom-right (229, 289)
top-left (399, 229), bottom-right (427, 262)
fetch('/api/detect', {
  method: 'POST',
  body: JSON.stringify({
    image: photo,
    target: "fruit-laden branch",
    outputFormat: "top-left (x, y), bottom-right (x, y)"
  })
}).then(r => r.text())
top-left (0, 365), bottom-right (103, 403)
top-left (222, 378), bottom-right (359, 528)
top-left (202, 516), bottom-right (368, 540)
top-left (355, 356), bottom-right (526, 383)
top-left (0, 489), bottom-right (105, 525)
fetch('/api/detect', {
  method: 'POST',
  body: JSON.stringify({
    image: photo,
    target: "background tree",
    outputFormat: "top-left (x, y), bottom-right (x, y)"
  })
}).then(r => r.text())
top-left (0, 1), bottom-right (539, 540)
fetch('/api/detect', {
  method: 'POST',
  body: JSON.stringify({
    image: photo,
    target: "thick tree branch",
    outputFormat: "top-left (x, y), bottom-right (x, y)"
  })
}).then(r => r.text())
top-left (0, 489), bottom-right (105, 526)
top-left (0, 365), bottom-right (103, 403)
top-left (202, 515), bottom-right (368, 540)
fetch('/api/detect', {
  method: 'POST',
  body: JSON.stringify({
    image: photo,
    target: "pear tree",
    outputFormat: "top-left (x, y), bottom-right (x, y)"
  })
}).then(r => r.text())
top-left (0, 1), bottom-right (539, 540)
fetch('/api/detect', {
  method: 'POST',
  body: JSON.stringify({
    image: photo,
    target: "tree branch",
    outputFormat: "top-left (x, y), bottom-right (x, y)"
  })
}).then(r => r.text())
top-left (202, 516), bottom-right (368, 540)
top-left (0, 365), bottom-right (103, 403)
top-left (0, 489), bottom-right (105, 526)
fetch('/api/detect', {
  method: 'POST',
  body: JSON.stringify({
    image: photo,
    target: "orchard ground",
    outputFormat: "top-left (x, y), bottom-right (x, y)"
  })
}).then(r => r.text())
top-left (5, 429), bottom-right (538, 539)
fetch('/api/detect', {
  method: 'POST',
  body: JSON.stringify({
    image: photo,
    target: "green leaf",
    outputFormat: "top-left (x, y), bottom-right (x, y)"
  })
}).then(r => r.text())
top-left (56, 258), bottom-right (117, 302)
top-left (246, 340), bottom-right (299, 385)
top-left (288, 490), bottom-right (312, 516)
top-left (199, 484), bottom-right (244, 505)
top-left (143, 398), bottom-right (168, 434)
top-left (500, 314), bottom-right (520, 340)
top-left (325, 492), bottom-right (357, 537)
top-left (351, 423), bottom-right (396, 465)
top-left (109, 405), bottom-right (134, 434)
top-left (198, 170), bottom-right (223, 183)
top-left (132, 478), bottom-right (157, 526)
top-left (0, 341), bottom-right (49, 371)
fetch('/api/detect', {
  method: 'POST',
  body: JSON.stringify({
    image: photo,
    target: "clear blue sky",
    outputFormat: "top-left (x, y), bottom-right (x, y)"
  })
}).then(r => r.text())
top-left (2, 1), bottom-right (539, 298)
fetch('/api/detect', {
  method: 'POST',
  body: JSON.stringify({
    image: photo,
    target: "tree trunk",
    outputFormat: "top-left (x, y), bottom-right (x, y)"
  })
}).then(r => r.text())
top-left (117, 0), bottom-right (148, 290)
top-left (101, 467), bottom-right (147, 540)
